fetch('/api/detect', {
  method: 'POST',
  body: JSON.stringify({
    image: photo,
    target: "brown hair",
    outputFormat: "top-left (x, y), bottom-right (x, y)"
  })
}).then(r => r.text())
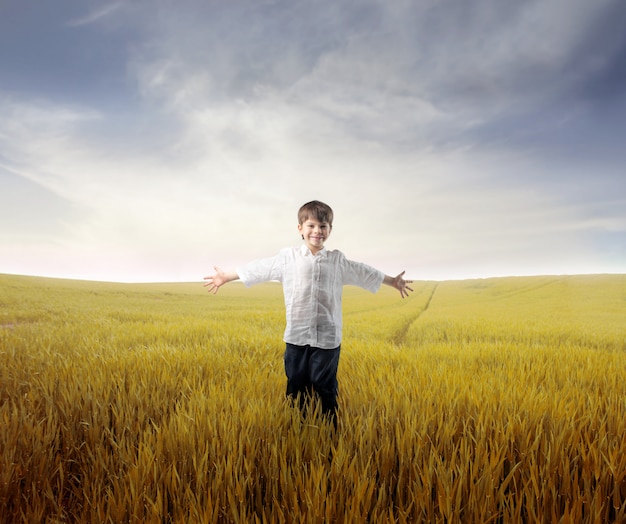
top-left (298, 200), bottom-right (334, 226)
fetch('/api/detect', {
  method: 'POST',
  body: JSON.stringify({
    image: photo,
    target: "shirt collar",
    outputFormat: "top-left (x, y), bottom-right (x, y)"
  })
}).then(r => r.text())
top-left (300, 244), bottom-right (328, 257)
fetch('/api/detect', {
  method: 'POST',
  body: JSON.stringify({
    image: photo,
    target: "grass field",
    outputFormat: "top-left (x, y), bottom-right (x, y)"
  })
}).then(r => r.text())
top-left (1, 273), bottom-right (625, 522)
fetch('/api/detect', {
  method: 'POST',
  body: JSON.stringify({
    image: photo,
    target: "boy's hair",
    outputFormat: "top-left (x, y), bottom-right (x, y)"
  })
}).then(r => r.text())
top-left (298, 200), bottom-right (334, 226)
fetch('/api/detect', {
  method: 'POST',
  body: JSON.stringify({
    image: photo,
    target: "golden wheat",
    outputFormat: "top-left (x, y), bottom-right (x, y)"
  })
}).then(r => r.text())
top-left (1, 273), bottom-right (625, 522)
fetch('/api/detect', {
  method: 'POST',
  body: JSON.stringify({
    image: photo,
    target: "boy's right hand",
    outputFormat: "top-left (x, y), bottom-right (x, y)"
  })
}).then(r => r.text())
top-left (203, 266), bottom-right (231, 294)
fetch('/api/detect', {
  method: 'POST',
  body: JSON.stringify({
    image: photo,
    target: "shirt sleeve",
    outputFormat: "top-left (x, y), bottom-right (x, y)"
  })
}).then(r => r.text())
top-left (236, 251), bottom-right (285, 287)
top-left (340, 252), bottom-right (385, 293)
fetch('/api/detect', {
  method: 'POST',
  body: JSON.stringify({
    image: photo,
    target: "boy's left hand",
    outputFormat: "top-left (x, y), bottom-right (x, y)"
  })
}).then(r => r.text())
top-left (391, 271), bottom-right (413, 298)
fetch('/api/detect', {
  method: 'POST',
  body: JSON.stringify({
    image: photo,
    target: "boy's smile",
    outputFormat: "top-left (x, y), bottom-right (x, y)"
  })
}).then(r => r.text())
top-left (298, 217), bottom-right (332, 254)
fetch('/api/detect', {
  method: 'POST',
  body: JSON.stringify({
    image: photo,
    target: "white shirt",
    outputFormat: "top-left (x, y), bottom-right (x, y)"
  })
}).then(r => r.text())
top-left (237, 245), bottom-right (384, 349)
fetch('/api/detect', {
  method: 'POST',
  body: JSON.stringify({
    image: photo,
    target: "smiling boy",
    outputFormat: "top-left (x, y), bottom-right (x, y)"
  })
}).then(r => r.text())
top-left (204, 200), bottom-right (412, 424)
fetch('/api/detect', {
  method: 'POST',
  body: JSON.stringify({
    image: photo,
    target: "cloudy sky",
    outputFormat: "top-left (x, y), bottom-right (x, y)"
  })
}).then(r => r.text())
top-left (1, 0), bottom-right (625, 283)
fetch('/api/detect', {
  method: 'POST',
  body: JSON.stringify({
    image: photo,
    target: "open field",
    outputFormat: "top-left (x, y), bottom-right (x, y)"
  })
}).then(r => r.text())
top-left (1, 273), bottom-right (625, 522)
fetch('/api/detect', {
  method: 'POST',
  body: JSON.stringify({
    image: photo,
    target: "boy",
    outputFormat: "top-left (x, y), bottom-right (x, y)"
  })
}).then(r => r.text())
top-left (203, 200), bottom-right (412, 423)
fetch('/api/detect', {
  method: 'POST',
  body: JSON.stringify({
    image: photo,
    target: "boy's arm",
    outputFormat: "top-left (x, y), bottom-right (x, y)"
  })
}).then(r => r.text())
top-left (203, 266), bottom-right (239, 294)
top-left (383, 271), bottom-right (413, 299)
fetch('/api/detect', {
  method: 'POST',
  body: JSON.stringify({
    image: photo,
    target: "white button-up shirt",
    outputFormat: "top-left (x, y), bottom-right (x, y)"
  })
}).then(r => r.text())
top-left (237, 245), bottom-right (384, 349)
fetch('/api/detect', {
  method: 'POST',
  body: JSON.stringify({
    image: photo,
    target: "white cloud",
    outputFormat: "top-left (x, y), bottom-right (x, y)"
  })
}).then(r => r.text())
top-left (66, 2), bottom-right (124, 27)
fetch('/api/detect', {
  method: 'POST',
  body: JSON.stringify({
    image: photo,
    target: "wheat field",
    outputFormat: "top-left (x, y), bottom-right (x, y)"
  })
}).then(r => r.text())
top-left (1, 273), bottom-right (625, 523)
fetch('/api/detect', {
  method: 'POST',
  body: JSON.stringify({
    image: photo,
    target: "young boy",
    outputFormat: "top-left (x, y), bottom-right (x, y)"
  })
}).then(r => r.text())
top-left (203, 200), bottom-right (412, 423)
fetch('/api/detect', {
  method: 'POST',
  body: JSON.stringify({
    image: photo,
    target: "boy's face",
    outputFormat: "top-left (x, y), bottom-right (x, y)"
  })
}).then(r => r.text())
top-left (298, 216), bottom-right (332, 254)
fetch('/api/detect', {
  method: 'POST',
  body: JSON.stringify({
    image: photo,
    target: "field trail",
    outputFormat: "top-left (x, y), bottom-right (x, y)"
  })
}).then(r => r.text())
top-left (390, 281), bottom-right (439, 345)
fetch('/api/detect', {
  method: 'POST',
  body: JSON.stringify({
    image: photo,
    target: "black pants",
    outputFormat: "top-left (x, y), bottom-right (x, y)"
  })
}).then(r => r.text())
top-left (284, 343), bottom-right (340, 419)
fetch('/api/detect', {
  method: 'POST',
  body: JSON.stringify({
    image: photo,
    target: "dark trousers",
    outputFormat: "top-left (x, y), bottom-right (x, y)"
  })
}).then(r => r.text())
top-left (284, 343), bottom-right (341, 420)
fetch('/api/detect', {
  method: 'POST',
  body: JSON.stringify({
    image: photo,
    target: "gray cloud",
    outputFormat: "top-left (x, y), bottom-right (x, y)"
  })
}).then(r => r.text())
top-left (128, 0), bottom-right (624, 151)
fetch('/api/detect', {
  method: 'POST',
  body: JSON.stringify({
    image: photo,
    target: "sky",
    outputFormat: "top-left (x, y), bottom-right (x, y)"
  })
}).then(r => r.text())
top-left (1, 0), bottom-right (625, 283)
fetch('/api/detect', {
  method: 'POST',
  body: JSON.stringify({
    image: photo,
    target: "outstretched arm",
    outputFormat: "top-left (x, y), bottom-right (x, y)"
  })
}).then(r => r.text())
top-left (203, 266), bottom-right (239, 294)
top-left (383, 271), bottom-right (413, 299)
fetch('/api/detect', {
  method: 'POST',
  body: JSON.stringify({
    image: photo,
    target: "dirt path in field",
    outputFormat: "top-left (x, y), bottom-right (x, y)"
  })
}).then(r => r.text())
top-left (391, 282), bottom-right (438, 345)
